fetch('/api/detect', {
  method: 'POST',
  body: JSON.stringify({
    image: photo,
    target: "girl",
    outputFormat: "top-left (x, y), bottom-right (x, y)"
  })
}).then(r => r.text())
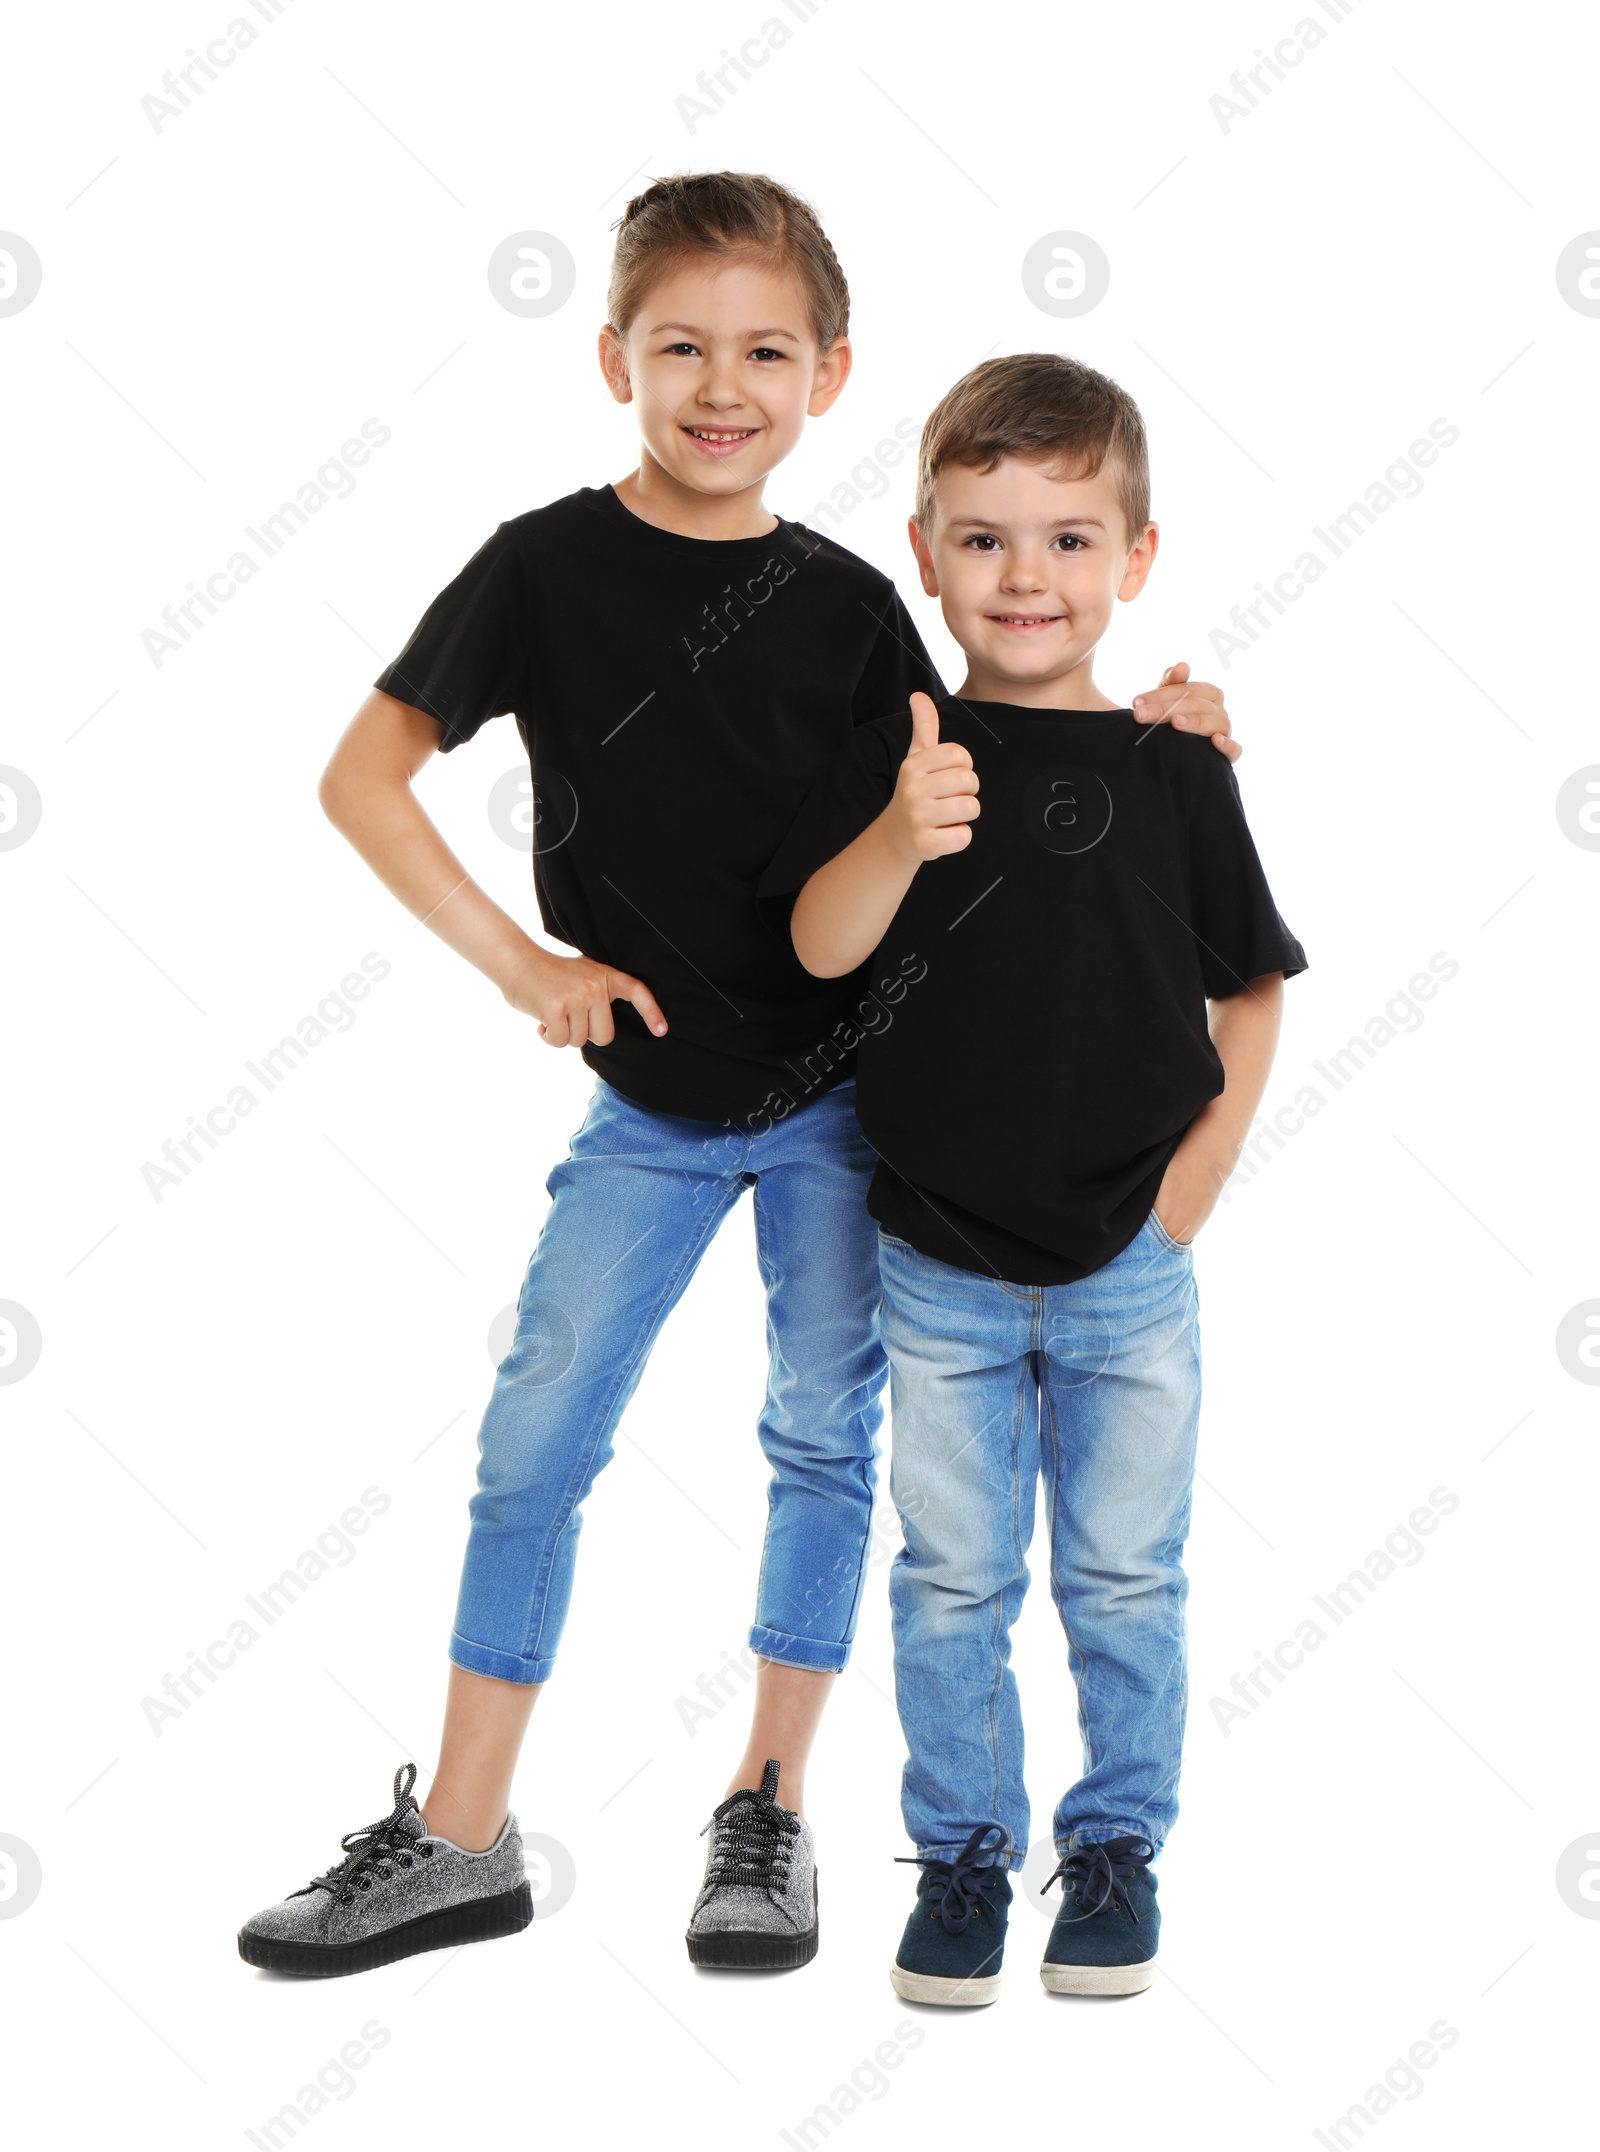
top-left (236, 171), bottom-right (1240, 1980)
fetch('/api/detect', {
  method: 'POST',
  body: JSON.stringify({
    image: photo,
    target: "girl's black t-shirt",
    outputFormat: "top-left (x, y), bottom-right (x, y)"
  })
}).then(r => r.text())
top-left (374, 485), bottom-right (942, 1126)
top-left (758, 695), bottom-right (1308, 1285)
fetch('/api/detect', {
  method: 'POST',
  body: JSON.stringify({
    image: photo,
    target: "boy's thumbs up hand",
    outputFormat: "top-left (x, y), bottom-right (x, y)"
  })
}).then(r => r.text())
top-left (908, 689), bottom-right (942, 751)
top-left (887, 692), bottom-right (980, 863)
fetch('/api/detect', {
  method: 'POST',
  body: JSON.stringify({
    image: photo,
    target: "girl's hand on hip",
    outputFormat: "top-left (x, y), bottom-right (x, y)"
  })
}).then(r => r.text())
top-left (501, 946), bottom-right (667, 1047)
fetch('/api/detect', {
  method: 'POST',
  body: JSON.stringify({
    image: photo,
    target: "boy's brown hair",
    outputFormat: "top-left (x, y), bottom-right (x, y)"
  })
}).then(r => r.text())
top-left (607, 172), bottom-right (850, 350)
top-left (914, 353), bottom-right (1150, 549)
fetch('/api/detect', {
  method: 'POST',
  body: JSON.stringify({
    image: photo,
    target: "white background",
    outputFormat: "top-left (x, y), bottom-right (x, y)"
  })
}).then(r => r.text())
top-left (3, 0), bottom-right (1596, 2145)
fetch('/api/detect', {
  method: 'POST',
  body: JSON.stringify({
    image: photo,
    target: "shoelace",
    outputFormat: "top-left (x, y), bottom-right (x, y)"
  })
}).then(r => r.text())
top-left (701, 1760), bottom-right (799, 1895)
top-left (307, 1762), bottom-right (435, 1906)
top-left (1040, 1833), bottom-right (1155, 1923)
top-left (896, 1822), bottom-right (1008, 1934)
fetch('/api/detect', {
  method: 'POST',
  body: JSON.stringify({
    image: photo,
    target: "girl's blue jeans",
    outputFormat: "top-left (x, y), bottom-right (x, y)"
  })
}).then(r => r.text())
top-left (450, 1079), bottom-right (884, 1684)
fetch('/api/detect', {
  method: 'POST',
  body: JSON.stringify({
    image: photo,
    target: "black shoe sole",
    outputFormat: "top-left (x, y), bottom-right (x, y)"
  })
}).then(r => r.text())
top-left (238, 1881), bottom-right (533, 1978)
top-left (686, 1876), bottom-right (818, 1971)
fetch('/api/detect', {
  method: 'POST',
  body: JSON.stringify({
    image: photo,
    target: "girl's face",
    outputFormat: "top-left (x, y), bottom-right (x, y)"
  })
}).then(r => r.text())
top-left (600, 256), bottom-right (850, 501)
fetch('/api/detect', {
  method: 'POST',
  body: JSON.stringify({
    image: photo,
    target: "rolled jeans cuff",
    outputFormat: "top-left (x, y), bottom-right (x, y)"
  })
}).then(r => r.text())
top-left (448, 1629), bottom-right (553, 1686)
top-left (747, 1623), bottom-right (852, 1674)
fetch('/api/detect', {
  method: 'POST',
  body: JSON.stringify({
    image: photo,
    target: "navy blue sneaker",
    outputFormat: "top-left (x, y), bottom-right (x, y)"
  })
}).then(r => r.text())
top-left (890, 1824), bottom-right (1011, 2007)
top-left (1039, 1834), bottom-right (1158, 1995)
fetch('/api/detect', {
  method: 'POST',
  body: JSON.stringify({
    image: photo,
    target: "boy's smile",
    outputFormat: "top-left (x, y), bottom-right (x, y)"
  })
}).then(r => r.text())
top-left (910, 456), bottom-right (1158, 710)
top-left (600, 258), bottom-right (850, 536)
top-left (682, 422), bottom-right (763, 459)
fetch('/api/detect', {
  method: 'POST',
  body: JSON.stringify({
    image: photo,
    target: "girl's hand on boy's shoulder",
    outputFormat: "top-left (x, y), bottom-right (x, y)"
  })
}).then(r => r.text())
top-left (501, 944), bottom-right (667, 1048)
top-left (1131, 663), bottom-right (1242, 762)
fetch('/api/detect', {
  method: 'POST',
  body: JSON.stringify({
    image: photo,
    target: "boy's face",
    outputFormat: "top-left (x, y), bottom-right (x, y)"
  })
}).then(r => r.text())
top-left (600, 258), bottom-right (850, 500)
top-left (910, 455), bottom-right (1157, 705)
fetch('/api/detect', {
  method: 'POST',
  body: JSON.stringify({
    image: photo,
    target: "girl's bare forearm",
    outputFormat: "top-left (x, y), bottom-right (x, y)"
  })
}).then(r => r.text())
top-left (320, 694), bottom-right (546, 996)
top-left (342, 794), bottom-right (541, 990)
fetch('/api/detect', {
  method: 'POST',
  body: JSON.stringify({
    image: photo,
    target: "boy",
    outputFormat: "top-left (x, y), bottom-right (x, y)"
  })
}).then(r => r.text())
top-left (760, 353), bottom-right (1305, 2002)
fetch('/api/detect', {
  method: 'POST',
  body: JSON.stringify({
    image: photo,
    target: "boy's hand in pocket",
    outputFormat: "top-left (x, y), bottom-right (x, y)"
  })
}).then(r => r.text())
top-left (1152, 1141), bottom-right (1231, 1246)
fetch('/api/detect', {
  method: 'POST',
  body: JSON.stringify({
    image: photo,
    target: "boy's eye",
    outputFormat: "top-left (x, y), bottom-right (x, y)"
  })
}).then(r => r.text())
top-left (962, 534), bottom-right (1001, 551)
top-left (1051, 533), bottom-right (1087, 552)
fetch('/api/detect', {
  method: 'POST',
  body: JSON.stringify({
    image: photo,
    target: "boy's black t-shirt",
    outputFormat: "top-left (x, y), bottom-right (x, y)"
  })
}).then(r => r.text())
top-left (758, 694), bottom-right (1307, 1285)
top-left (373, 485), bottom-right (942, 1125)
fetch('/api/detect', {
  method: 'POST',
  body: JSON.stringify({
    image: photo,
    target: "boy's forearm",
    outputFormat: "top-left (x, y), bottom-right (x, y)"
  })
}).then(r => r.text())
top-left (791, 814), bottom-right (920, 978)
top-left (1178, 974), bottom-right (1285, 1175)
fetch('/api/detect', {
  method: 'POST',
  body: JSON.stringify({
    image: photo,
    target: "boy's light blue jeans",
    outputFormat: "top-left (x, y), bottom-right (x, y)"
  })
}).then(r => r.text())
top-left (451, 1079), bottom-right (884, 1684)
top-left (879, 1212), bottom-right (1202, 1866)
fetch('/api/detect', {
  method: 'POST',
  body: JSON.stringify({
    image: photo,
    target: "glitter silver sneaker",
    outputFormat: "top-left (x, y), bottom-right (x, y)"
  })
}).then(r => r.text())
top-left (686, 1758), bottom-right (818, 1970)
top-left (238, 1764), bottom-right (532, 1977)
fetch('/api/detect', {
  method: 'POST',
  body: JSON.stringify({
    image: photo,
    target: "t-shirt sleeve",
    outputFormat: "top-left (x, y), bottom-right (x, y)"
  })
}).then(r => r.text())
top-left (851, 582), bottom-right (943, 723)
top-left (1185, 754), bottom-right (1308, 997)
top-left (373, 523), bottom-right (526, 751)
top-left (757, 718), bottom-right (905, 929)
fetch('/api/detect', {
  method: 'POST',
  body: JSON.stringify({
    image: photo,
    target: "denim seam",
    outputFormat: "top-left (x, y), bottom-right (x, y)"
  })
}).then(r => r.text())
top-left (1040, 1367), bottom-right (1097, 1796)
top-left (518, 1167), bottom-right (747, 1672)
top-left (818, 1356), bottom-right (882, 1647)
top-left (747, 1165), bottom-right (883, 1655)
top-left (989, 1328), bottom-right (1036, 1857)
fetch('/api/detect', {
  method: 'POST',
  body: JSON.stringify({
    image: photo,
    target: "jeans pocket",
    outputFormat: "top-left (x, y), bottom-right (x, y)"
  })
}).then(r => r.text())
top-left (1146, 1208), bottom-right (1194, 1253)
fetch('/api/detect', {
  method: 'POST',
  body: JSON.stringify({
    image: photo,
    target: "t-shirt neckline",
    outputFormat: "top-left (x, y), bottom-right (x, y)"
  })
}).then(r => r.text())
top-left (940, 692), bottom-right (1136, 720)
top-left (596, 482), bottom-right (788, 553)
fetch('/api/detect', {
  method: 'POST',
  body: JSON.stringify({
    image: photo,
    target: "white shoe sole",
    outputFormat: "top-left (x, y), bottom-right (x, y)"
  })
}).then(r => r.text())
top-left (890, 1961), bottom-right (1002, 2007)
top-left (1040, 1955), bottom-right (1156, 1996)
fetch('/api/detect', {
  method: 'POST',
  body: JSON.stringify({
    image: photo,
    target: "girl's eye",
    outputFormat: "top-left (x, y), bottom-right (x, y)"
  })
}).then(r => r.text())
top-left (663, 342), bottom-right (700, 356)
top-left (750, 347), bottom-right (787, 363)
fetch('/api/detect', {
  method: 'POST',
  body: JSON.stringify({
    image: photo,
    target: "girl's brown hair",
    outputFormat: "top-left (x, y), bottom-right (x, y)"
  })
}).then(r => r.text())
top-left (607, 172), bottom-right (850, 349)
